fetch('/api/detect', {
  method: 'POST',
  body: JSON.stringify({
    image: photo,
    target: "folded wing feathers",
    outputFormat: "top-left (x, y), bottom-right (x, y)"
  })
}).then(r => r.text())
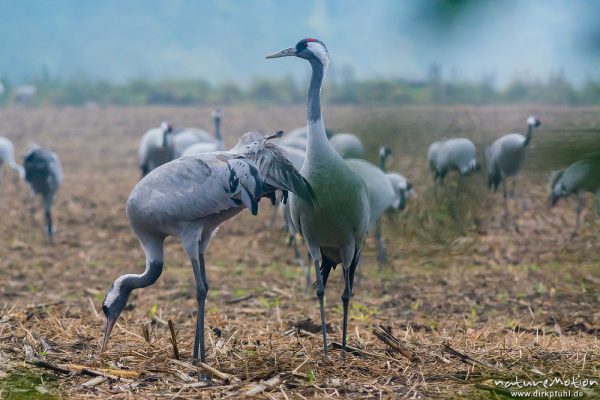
top-left (259, 143), bottom-right (316, 206)
top-left (226, 157), bottom-right (262, 215)
top-left (232, 132), bottom-right (316, 207)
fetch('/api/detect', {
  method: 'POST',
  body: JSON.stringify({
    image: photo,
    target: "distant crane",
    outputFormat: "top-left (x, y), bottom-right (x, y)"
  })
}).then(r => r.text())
top-left (376, 145), bottom-right (415, 265)
top-left (345, 158), bottom-right (395, 266)
top-left (278, 126), bottom-right (333, 152)
top-left (549, 155), bottom-right (600, 234)
top-left (139, 113), bottom-right (220, 177)
top-left (101, 131), bottom-right (315, 378)
top-left (428, 138), bottom-right (479, 194)
top-left (23, 146), bottom-right (63, 240)
top-left (14, 85), bottom-right (36, 106)
top-left (278, 127), bottom-right (308, 151)
top-left (0, 136), bottom-right (25, 178)
top-left (138, 121), bottom-right (176, 177)
top-left (329, 133), bottom-right (365, 159)
top-left (486, 116), bottom-right (541, 218)
top-left (181, 109), bottom-right (225, 156)
top-left (267, 38), bottom-right (370, 355)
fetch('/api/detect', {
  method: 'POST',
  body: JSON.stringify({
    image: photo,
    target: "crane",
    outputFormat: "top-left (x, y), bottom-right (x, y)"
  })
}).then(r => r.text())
top-left (181, 109), bottom-right (225, 156)
top-left (376, 145), bottom-right (415, 265)
top-left (139, 113), bottom-right (220, 177)
top-left (428, 138), bottom-right (479, 195)
top-left (329, 133), bottom-right (365, 159)
top-left (267, 38), bottom-right (370, 355)
top-left (486, 116), bottom-right (541, 219)
top-left (549, 154), bottom-right (600, 234)
top-left (0, 136), bottom-right (25, 178)
top-left (23, 146), bottom-right (63, 240)
top-left (101, 131), bottom-right (315, 378)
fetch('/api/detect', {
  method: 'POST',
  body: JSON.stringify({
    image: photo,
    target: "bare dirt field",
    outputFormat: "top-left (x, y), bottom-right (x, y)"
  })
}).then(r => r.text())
top-left (0, 105), bottom-right (599, 399)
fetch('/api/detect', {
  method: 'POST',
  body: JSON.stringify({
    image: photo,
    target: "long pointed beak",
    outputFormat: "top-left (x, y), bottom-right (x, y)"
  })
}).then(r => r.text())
top-left (266, 47), bottom-right (296, 59)
top-left (101, 318), bottom-right (116, 352)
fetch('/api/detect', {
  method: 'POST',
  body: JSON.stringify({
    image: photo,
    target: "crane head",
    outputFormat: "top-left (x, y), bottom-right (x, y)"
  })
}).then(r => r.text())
top-left (212, 109), bottom-right (222, 120)
top-left (527, 116), bottom-right (541, 127)
top-left (160, 121), bottom-right (173, 134)
top-left (101, 279), bottom-right (131, 352)
top-left (266, 38), bottom-right (329, 66)
top-left (379, 145), bottom-right (392, 160)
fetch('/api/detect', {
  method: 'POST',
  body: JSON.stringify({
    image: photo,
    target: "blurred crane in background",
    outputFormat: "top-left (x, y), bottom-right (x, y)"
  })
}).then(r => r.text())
top-left (0, 136), bottom-right (25, 178)
top-left (329, 132), bottom-right (365, 159)
top-left (23, 146), bottom-right (63, 240)
top-left (428, 137), bottom-right (479, 195)
top-left (377, 145), bottom-right (415, 266)
top-left (549, 154), bottom-right (600, 235)
top-left (486, 116), bottom-right (541, 220)
top-left (181, 109), bottom-right (225, 156)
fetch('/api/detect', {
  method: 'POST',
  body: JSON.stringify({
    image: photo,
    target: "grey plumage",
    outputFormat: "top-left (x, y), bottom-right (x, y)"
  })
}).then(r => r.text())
top-left (329, 133), bottom-right (365, 159)
top-left (139, 115), bottom-right (221, 177)
top-left (372, 145), bottom-right (416, 265)
top-left (101, 131), bottom-right (314, 377)
top-left (0, 136), bottom-right (24, 178)
top-left (428, 138), bottom-right (479, 189)
top-left (267, 38), bottom-right (370, 356)
top-left (181, 109), bottom-right (225, 156)
top-left (23, 146), bottom-right (63, 239)
top-left (549, 155), bottom-right (600, 233)
top-left (486, 116), bottom-right (541, 219)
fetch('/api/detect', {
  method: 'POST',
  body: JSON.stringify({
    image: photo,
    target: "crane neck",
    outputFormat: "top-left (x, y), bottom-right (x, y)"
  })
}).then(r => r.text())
top-left (523, 125), bottom-right (533, 147)
top-left (122, 260), bottom-right (163, 293)
top-left (214, 117), bottom-right (223, 150)
top-left (379, 153), bottom-right (387, 172)
top-left (307, 58), bottom-right (326, 124)
top-left (162, 130), bottom-right (170, 148)
top-left (304, 57), bottom-right (336, 165)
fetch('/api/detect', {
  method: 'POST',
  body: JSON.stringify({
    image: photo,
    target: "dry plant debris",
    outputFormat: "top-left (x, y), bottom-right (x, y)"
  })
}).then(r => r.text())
top-left (0, 106), bottom-right (599, 398)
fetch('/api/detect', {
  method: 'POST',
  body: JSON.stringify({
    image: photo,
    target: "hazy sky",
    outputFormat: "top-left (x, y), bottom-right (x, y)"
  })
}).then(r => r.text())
top-left (1, 0), bottom-right (598, 86)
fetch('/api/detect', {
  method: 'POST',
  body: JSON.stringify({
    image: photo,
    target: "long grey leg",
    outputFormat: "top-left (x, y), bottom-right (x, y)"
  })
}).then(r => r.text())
top-left (510, 178), bottom-right (517, 198)
top-left (456, 175), bottom-right (463, 197)
top-left (502, 180), bottom-right (509, 223)
top-left (313, 259), bottom-right (328, 356)
top-left (191, 253), bottom-right (209, 380)
top-left (375, 219), bottom-right (387, 269)
top-left (574, 192), bottom-right (585, 235)
top-left (43, 195), bottom-right (54, 241)
top-left (341, 267), bottom-right (352, 352)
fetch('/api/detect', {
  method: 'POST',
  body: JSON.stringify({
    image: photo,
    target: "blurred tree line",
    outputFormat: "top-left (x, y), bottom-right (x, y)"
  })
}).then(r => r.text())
top-left (1, 66), bottom-right (599, 107)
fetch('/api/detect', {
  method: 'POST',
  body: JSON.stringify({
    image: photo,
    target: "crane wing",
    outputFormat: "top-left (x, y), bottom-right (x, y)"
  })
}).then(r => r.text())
top-left (257, 143), bottom-right (316, 206)
top-left (127, 153), bottom-right (262, 226)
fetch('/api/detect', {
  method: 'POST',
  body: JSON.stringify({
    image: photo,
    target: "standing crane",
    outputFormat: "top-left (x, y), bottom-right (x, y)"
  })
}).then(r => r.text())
top-left (277, 127), bottom-right (333, 152)
top-left (181, 109), bottom-right (225, 156)
top-left (101, 131), bottom-right (315, 378)
top-left (23, 146), bottom-right (63, 240)
top-left (267, 38), bottom-right (370, 355)
top-left (139, 113), bottom-right (219, 177)
top-left (549, 155), bottom-right (600, 235)
top-left (376, 146), bottom-right (415, 265)
top-left (428, 138), bottom-right (479, 195)
top-left (486, 116), bottom-right (541, 218)
top-left (380, 146), bottom-right (415, 212)
top-left (0, 136), bottom-right (25, 178)
top-left (329, 133), bottom-right (365, 159)
top-left (278, 127), bottom-right (308, 151)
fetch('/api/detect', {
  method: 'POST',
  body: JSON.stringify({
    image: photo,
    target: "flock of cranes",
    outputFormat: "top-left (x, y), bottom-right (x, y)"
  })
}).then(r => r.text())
top-left (0, 37), bottom-right (598, 379)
